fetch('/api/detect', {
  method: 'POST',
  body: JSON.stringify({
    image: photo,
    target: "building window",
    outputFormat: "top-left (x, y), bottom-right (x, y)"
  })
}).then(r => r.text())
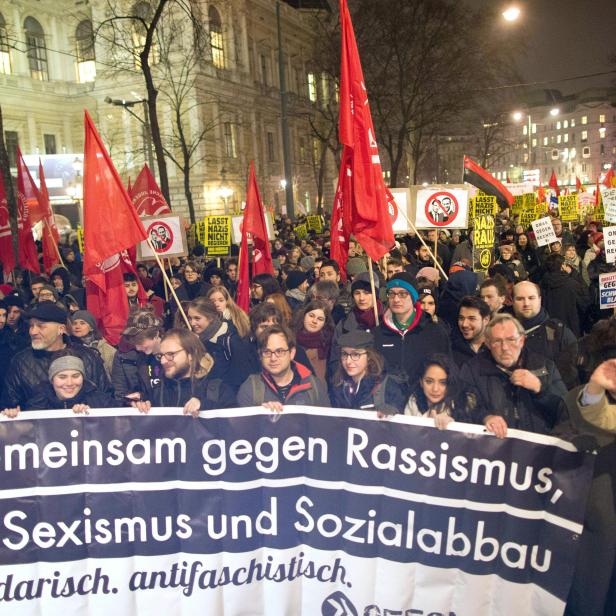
top-left (44, 134), bottom-right (56, 155)
top-left (532, 138), bottom-right (537, 147)
top-left (266, 131), bottom-right (276, 162)
top-left (543, 137), bottom-right (548, 146)
top-left (223, 123), bottom-right (237, 158)
top-left (75, 20), bottom-right (96, 83)
top-left (532, 123), bottom-right (537, 134)
top-left (131, 2), bottom-right (159, 68)
top-left (563, 120), bottom-right (568, 129)
top-left (320, 73), bottom-right (329, 105)
top-left (571, 119), bottom-right (575, 127)
top-left (581, 130), bottom-right (587, 142)
top-left (599, 127), bottom-right (606, 139)
top-left (522, 125), bottom-right (527, 136)
top-left (599, 114), bottom-right (606, 124)
top-left (4, 130), bottom-right (18, 167)
top-left (581, 115), bottom-right (587, 125)
top-left (556, 121), bottom-right (561, 130)
top-left (557, 135), bottom-right (561, 144)
top-left (0, 13), bottom-right (11, 74)
top-left (299, 137), bottom-right (306, 164)
top-left (209, 6), bottom-right (224, 69)
top-left (563, 133), bottom-right (568, 143)
top-left (307, 72), bottom-right (317, 102)
top-left (551, 149), bottom-right (559, 160)
top-left (24, 17), bottom-right (48, 80)
top-left (260, 54), bottom-right (270, 86)
top-left (582, 146), bottom-right (590, 158)
top-left (600, 144), bottom-right (605, 155)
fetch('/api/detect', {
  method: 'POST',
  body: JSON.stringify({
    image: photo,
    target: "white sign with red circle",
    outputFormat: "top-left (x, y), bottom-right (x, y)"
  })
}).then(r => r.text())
top-left (137, 215), bottom-right (188, 261)
top-left (415, 187), bottom-right (469, 229)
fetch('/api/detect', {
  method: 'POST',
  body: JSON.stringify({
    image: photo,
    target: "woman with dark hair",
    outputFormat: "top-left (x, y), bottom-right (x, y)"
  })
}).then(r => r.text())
top-left (331, 330), bottom-right (406, 414)
top-left (516, 232), bottom-right (541, 282)
top-left (70, 310), bottom-right (117, 378)
top-left (404, 354), bottom-right (482, 429)
top-left (181, 261), bottom-right (211, 299)
top-left (416, 283), bottom-right (450, 333)
top-left (251, 273), bottom-right (281, 305)
top-left (292, 300), bottom-right (334, 382)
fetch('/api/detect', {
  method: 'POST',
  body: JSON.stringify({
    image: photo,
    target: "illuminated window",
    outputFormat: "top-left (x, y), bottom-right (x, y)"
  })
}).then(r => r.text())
top-left (551, 149), bottom-right (559, 160)
top-left (209, 6), bottom-right (224, 69)
top-left (223, 123), bottom-right (237, 158)
top-left (581, 130), bottom-right (588, 142)
top-left (599, 127), bottom-right (606, 139)
top-left (556, 121), bottom-right (561, 130)
top-left (307, 72), bottom-right (317, 102)
top-left (75, 20), bottom-right (96, 83)
top-left (557, 135), bottom-right (561, 144)
top-left (582, 146), bottom-right (590, 158)
top-left (0, 13), bottom-right (11, 74)
top-left (581, 116), bottom-right (587, 125)
top-left (24, 17), bottom-right (48, 80)
top-left (563, 134), bottom-right (568, 143)
top-left (571, 119), bottom-right (575, 127)
top-left (532, 138), bottom-right (537, 147)
top-left (599, 114), bottom-right (606, 123)
top-left (543, 137), bottom-right (548, 146)
top-left (563, 120), bottom-right (568, 128)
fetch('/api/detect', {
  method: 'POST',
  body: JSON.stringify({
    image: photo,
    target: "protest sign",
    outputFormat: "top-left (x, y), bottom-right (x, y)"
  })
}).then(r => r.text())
top-left (602, 188), bottom-right (616, 223)
top-left (414, 186), bottom-right (469, 229)
top-left (294, 223), bottom-right (308, 239)
top-left (599, 272), bottom-right (616, 309)
top-left (203, 216), bottom-right (232, 256)
top-left (472, 195), bottom-right (497, 218)
top-left (306, 215), bottom-right (323, 234)
top-left (558, 195), bottom-right (578, 223)
top-left (519, 206), bottom-right (537, 228)
top-left (137, 215), bottom-right (188, 260)
top-left (531, 216), bottom-right (558, 247)
top-left (507, 182), bottom-right (535, 197)
top-left (472, 214), bottom-right (495, 272)
top-left (0, 407), bottom-right (593, 616)
top-left (604, 226), bottom-right (616, 264)
top-left (389, 188), bottom-right (411, 234)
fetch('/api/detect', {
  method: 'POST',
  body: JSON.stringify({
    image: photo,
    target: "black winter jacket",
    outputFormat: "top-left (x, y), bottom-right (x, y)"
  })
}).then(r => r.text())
top-left (111, 348), bottom-right (162, 401)
top-left (330, 374), bottom-right (406, 414)
top-left (1, 340), bottom-right (112, 408)
top-left (540, 270), bottom-right (588, 337)
top-left (148, 374), bottom-right (237, 410)
top-left (459, 349), bottom-right (567, 434)
top-left (25, 380), bottom-right (116, 410)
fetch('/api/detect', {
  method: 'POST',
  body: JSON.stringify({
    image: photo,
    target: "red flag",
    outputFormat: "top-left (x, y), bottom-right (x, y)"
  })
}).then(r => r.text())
top-left (603, 167), bottom-right (615, 188)
top-left (127, 176), bottom-right (132, 194)
top-left (15, 149), bottom-right (39, 273)
top-left (38, 161), bottom-right (61, 273)
top-left (130, 164), bottom-right (171, 216)
top-left (537, 185), bottom-right (546, 204)
top-left (575, 176), bottom-right (585, 193)
top-left (330, 148), bottom-right (353, 282)
top-left (595, 177), bottom-right (602, 208)
top-left (337, 0), bottom-right (394, 262)
top-left (83, 111), bottom-right (148, 344)
top-left (0, 173), bottom-right (15, 275)
top-left (548, 170), bottom-right (560, 196)
top-left (16, 149), bottom-right (46, 225)
top-left (236, 162), bottom-right (273, 312)
top-left (236, 228), bottom-right (250, 313)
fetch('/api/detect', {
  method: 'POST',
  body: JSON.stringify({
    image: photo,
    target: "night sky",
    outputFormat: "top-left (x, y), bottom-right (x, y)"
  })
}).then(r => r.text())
top-left (465, 0), bottom-right (616, 94)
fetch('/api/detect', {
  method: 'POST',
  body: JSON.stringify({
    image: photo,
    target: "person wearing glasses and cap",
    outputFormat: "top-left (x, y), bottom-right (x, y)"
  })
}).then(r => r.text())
top-left (372, 272), bottom-right (451, 397)
top-left (237, 324), bottom-right (330, 411)
top-left (330, 330), bottom-right (406, 414)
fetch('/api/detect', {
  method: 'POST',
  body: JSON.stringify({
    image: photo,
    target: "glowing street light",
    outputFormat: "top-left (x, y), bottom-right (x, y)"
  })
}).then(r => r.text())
top-left (502, 6), bottom-right (521, 22)
top-left (512, 111), bottom-right (523, 122)
top-left (550, 108), bottom-right (560, 116)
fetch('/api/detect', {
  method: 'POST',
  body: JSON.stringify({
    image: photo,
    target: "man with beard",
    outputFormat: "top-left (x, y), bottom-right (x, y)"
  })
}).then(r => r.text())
top-left (131, 328), bottom-right (236, 415)
top-left (452, 296), bottom-right (491, 367)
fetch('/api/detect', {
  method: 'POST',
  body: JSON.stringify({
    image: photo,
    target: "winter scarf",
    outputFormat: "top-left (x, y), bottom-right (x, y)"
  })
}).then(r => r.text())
top-left (296, 327), bottom-right (333, 360)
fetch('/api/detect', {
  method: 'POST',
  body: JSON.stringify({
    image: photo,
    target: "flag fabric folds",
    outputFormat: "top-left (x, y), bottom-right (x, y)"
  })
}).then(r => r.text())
top-left (330, 150), bottom-right (352, 282)
top-left (334, 0), bottom-right (394, 263)
top-left (549, 170), bottom-right (560, 196)
top-left (38, 161), bottom-right (62, 273)
top-left (15, 149), bottom-right (40, 273)
top-left (0, 173), bottom-right (15, 275)
top-left (462, 156), bottom-right (514, 211)
top-left (575, 176), bottom-right (585, 193)
top-left (603, 168), bottom-right (615, 188)
top-left (129, 164), bottom-right (171, 216)
top-left (83, 111), bottom-right (148, 345)
top-left (236, 162), bottom-right (273, 312)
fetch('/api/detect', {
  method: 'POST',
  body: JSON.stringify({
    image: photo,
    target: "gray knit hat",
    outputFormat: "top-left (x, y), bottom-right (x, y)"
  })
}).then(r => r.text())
top-left (71, 310), bottom-right (97, 332)
top-left (48, 355), bottom-right (85, 381)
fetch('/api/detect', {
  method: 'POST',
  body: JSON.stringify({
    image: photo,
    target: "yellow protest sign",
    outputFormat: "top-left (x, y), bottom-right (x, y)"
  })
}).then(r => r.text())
top-left (519, 206), bottom-right (537, 228)
top-left (306, 215), bottom-right (323, 233)
top-left (76, 225), bottom-right (84, 254)
top-left (294, 223), bottom-right (308, 239)
top-left (473, 195), bottom-right (497, 218)
top-left (558, 195), bottom-right (578, 222)
top-left (203, 216), bottom-right (231, 256)
top-left (472, 214), bottom-right (495, 272)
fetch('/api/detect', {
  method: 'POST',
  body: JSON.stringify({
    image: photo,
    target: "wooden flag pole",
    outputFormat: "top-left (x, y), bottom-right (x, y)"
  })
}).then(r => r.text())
top-left (146, 239), bottom-right (191, 329)
top-left (367, 254), bottom-right (379, 326)
top-left (44, 220), bottom-right (65, 268)
top-left (395, 208), bottom-right (449, 281)
top-left (433, 235), bottom-right (438, 270)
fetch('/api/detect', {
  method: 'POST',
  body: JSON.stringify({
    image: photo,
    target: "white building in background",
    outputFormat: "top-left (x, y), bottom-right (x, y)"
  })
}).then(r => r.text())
top-left (0, 0), bottom-right (335, 225)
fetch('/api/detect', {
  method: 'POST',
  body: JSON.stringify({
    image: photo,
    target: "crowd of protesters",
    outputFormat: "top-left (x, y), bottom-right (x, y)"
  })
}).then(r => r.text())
top-left (0, 210), bottom-right (615, 614)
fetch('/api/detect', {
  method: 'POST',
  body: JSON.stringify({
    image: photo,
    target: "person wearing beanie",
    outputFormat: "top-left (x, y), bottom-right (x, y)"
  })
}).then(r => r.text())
top-left (11, 352), bottom-right (116, 414)
top-left (330, 330), bottom-right (406, 414)
top-left (36, 284), bottom-right (60, 304)
top-left (70, 310), bottom-right (117, 379)
top-left (415, 267), bottom-right (440, 285)
top-left (372, 272), bottom-right (451, 395)
top-left (3, 294), bottom-right (29, 351)
top-left (284, 270), bottom-right (310, 310)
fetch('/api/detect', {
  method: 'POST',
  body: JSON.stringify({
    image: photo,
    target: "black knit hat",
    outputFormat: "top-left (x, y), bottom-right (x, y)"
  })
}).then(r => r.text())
top-left (26, 302), bottom-right (68, 324)
top-left (286, 270), bottom-right (309, 290)
top-left (338, 330), bottom-right (374, 350)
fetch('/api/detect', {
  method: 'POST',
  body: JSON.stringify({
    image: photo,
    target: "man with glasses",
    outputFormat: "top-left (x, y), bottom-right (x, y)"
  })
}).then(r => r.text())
top-left (131, 328), bottom-right (236, 415)
top-left (372, 272), bottom-right (450, 395)
top-left (237, 325), bottom-right (329, 410)
top-left (459, 313), bottom-right (567, 437)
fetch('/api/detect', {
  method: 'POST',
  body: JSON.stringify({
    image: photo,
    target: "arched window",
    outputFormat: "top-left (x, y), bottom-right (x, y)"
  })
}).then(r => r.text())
top-left (0, 13), bottom-right (11, 74)
top-left (209, 6), bottom-right (224, 69)
top-left (131, 2), bottom-right (159, 67)
top-left (24, 16), bottom-right (48, 80)
top-left (75, 20), bottom-right (96, 82)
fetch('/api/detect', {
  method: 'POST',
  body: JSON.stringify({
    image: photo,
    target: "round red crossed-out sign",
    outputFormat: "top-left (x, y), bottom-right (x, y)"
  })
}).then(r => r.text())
top-left (424, 191), bottom-right (459, 227)
top-left (147, 220), bottom-right (174, 254)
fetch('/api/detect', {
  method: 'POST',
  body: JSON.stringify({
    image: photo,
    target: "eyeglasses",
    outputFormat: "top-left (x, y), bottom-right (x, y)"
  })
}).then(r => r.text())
top-left (251, 283), bottom-right (263, 289)
top-left (489, 337), bottom-right (521, 348)
top-left (38, 292), bottom-right (55, 300)
top-left (341, 351), bottom-right (367, 361)
top-left (386, 290), bottom-right (410, 299)
top-left (155, 349), bottom-right (185, 362)
top-left (261, 348), bottom-right (290, 359)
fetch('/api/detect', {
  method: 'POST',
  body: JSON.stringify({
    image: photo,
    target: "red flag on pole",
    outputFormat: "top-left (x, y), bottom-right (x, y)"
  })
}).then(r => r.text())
top-left (603, 167), bottom-right (615, 188)
top-left (236, 228), bottom-right (250, 313)
top-left (0, 173), bottom-right (15, 275)
top-left (537, 185), bottom-right (546, 204)
top-left (83, 111), bottom-right (148, 344)
top-left (595, 177), bottom-right (602, 208)
top-left (548, 170), bottom-right (560, 196)
top-left (330, 149), bottom-right (353, 281)
top-left (575, 176), bottom-right (585, 193)
top-left (336, 0), bottom-right (394, 262)
top-left (15, 149), bottom-right (40, 273)
top-left (129, 164), bottom-right (171, 216)
top-left (38, 161), bottom-right (62, 273)
top-left (236, 162), bottom-right (273, 312)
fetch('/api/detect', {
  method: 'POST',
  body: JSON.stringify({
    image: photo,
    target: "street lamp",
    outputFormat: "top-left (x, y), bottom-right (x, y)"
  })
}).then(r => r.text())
top-left (104, 96), bottom-right (155, 174)
top-left (549, 107), bottom-right (560, 117)
top-left (218, 186), bottom-right (234, 212)
top-left (502, 6), bottom-right (521, 22)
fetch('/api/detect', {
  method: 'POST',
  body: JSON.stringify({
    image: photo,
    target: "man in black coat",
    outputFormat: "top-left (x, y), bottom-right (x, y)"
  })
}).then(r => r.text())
top-left (512, 280), bottom-right (579, 389)
top-left (460, 313), bottom-right (567, 436)
top-left (1, 303), bottom-right (111, 412)
top-left (371, 273), bottom-right (451, 395)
